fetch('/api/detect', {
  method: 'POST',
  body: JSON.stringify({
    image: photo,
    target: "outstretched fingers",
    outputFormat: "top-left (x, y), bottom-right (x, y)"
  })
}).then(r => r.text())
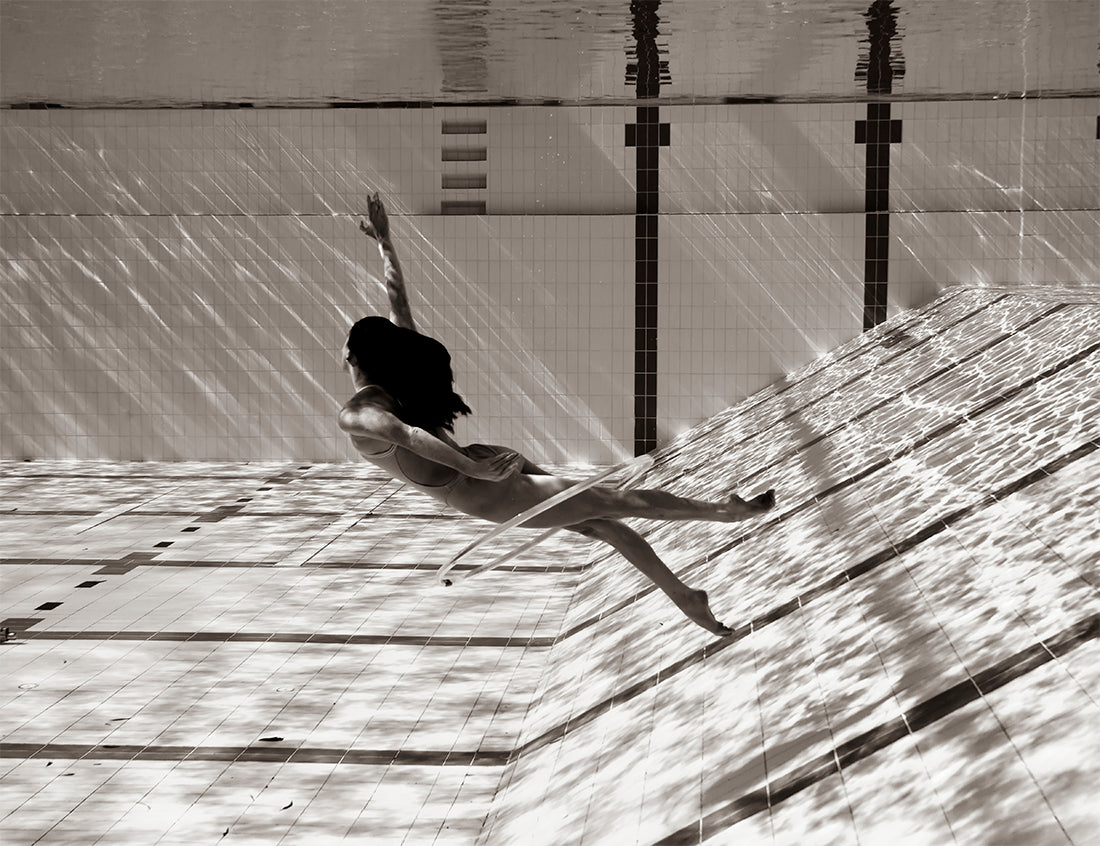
top-left (358, 192), bottom-right (390, 241)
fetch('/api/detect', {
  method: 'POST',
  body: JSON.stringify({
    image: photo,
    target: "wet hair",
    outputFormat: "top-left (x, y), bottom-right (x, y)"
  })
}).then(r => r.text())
top-left (346, 316), bottom-right (472, 432)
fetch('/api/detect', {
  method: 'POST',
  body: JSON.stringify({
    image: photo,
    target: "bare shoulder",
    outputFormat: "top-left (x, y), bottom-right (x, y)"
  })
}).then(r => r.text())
top-left (338, 386), bottom-right (400, 435)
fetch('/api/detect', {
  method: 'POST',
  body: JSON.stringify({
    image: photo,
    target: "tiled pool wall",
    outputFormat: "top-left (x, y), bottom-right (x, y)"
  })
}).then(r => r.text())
top-left (2, 97), bottom-right (1097, 462)
top-left (1, 285), bottom-right (1097, 843)
top-left (478, 284), bottom-right (1100, 845)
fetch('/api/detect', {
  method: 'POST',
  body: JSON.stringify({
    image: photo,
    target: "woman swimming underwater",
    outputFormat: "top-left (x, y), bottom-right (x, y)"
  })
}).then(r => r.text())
top-left (338, 194), bottom-right (774, 635)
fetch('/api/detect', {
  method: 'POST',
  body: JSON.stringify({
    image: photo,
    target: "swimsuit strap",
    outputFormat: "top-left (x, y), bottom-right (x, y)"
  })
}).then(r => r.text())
top-left (358, 442), bottom-right (398, 458)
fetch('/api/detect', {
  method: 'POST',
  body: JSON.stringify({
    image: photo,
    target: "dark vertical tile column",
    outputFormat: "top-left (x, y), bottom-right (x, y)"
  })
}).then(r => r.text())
top-left (626, 0), bottom-right (670, 455)
top-left (856, 0), bottom-right (905, 331)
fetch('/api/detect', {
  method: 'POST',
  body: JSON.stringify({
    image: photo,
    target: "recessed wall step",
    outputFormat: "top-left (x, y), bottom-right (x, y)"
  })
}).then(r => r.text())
top-left (441, 120), bottom-right (487, 135)
top-left (442, 201), bottom-right (487, 215)
top-left (442, 175), bottom-right (487, 190)
top-left (442, 148), bottom-right (487, 162)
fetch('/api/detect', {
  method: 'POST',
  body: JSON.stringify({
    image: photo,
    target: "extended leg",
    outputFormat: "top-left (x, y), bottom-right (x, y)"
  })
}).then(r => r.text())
top-left (521, 478), bottom-right (774, 529)
top-left (569, 518), bottom-right (733, 636)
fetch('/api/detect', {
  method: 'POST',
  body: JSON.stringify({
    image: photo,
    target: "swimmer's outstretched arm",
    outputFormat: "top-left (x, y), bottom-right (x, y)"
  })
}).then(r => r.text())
top-left (338, 402), bottom-right (522, 481)
top-left (359, 192), bottom-right (417, 332)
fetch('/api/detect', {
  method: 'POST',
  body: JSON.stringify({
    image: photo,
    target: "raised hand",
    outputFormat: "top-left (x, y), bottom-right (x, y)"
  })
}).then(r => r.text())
top-left (358, 191), bottom-right (390, 241)
top-left (469, 449), bottom-right (525, 481)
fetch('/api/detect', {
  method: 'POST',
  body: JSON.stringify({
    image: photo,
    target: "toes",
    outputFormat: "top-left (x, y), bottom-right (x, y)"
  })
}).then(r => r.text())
top-left (754, 489), bottom-right (776, 510)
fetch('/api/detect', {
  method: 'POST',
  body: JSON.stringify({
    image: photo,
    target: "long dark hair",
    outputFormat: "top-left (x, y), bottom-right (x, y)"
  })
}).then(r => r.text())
top-left (347, 316), bottom-right (472, 432)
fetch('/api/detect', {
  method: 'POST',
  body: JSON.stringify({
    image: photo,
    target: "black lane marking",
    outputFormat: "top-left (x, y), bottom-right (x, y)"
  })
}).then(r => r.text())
top-left (6, 614), bottom-right (1091, 784)
top-left (0, 743), bottom-right (510, 767)
top-left (1, 617), bottom-right (45, 635)
top-left (653, 613), bottom-right (1099, 845)
top-left (856, 0), bottom-right (905, 331)
top-left (2, 510), bottom-right (461, 521)
top-left (519, 439), bottom-right (1098, 759)
top-left (627, 0), bottom-right (670, 457)
top-left (0, 558), bottom-right (583, 574)
top-left (557, 337), bottom-right (1100, 642)
top-left (18, 630), bottom-right (556, 648)
top-left (3, 452), bottom-right (1093, 776)
top-left (93, 552), bottom-right (160, 575)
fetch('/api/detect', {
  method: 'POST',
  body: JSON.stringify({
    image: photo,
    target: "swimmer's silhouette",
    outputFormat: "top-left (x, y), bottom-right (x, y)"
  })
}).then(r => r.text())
top-left (339, 194), bottom-right (775, 635)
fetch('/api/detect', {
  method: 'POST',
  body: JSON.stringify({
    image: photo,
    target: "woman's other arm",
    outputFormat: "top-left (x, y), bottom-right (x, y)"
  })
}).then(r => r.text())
top-left (338, 402), bottom-right (521, 481)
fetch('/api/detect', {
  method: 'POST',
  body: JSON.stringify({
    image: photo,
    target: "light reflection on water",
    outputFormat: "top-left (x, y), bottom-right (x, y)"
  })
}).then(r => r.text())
top-left (1, 0), bottom-right (1098, 105)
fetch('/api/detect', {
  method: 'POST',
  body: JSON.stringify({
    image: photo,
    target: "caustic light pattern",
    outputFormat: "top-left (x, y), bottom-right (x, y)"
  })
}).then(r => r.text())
top-left (1, 285), bottom-right (1098, 844)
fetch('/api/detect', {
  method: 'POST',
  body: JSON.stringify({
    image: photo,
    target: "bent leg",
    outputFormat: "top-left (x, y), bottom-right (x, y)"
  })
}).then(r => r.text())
top-left (569, 518), bottom-right (733, 636)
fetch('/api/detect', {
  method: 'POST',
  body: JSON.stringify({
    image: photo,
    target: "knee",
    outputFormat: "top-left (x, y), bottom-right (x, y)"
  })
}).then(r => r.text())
top-left (566, 518), bottom-right (620, 542)
top-left (567, 519), bottom-right (607, 540)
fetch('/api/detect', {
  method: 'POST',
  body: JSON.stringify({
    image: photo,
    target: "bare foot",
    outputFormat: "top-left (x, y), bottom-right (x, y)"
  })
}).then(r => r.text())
top-left (680, 589), bottom-right (734, 636)
top-left (726, 488), bottom-right (776, 520)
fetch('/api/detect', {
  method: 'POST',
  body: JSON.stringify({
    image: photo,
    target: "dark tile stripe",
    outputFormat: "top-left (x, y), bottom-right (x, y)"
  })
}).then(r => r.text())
top-left (16, 630), bottom-right (555, 648)
top-left (13, 617), bottom-right (1087, 786)
top-left (857, 0), bottom-right (904, 331)
top-left (7, 91), bottom-right (1098, 111)
top-left (627, 0), bottom-right (670, 457)
top-left (653, 613), bottom-right (1099, 845)
top-left (0, 742), bottom-right (510, 767)
top-left (530, 439), bottom-right (1097, 754)
top-left (0, 557), bottom-right (584, 574)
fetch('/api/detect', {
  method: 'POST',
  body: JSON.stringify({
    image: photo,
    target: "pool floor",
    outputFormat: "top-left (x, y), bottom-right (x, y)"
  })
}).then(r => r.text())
top-left (2, 287), bottom-right (1098, 844)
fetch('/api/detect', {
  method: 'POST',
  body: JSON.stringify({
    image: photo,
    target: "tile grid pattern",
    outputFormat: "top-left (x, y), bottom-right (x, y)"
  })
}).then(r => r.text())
top-left (3, 287), bottom-right (1098, 843)
top-left (3, 97), bottom-right (1097, 462)
top-left (479, 286), bottom-right (1099, 844)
